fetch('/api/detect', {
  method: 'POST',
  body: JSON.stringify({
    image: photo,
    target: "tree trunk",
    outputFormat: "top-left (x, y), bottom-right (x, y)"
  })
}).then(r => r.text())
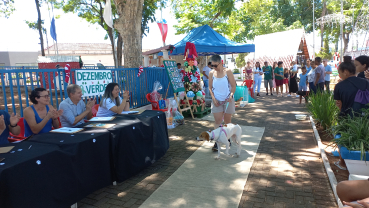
top-left (320, 1), bottom-right (327, 51)
top-left (107, 27), bottom-right (117, 67)
top-left (117, 34), bottom-right (123, 67)
top-left (35, 0), bottom-right (45, 56)
top-left (343, 32), bottom-right (350, 54)
top-left (114, 0), bottom-right (144, 68)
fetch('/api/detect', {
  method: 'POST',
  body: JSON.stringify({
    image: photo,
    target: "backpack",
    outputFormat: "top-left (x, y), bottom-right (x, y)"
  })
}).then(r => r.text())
top-left (347, 79), bottom-right (369, 117)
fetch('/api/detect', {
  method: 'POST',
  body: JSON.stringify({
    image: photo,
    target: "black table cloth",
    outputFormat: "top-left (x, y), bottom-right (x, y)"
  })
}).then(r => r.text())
top-left (80, 110), bottom-right (169, 182)
top-left (29, 128), bottom-right (113, 202)
top-left (0, 141), bottom-right (82, 208)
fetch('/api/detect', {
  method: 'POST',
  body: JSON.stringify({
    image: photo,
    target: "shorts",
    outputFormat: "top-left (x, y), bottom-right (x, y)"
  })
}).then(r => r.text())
top-left (211, 98), bottom-right (235, 114)
top-left (264, 79), bottom-right (273, 88)
top-left (283, 78), bottom-right (289, 84)
top-left (298, 85), bottom-right (307, 91)
top-left (275, 79), bottom-right (284, 87)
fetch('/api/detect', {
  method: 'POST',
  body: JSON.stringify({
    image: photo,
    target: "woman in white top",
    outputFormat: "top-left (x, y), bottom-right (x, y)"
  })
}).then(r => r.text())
top-left (208, 55), bottom-right (236, 130)
top-left (96, 83), bottom-right (130, 117)
top-left (253, 62), bottom-right (263, 96)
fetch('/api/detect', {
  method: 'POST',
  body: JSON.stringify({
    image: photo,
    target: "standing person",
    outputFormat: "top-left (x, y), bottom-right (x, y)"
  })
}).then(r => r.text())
top-left (307, 61), bottom-right (317, 93)
top-left (59, 84), bottom-right (95, 127)
top-left (323, 59), bottom-right (333, 92)
top-left (283, 68), bottom-right (289, 94)
top-left (263, 61), bottom-right (273, 95)
top-left (289, 67), bottom-right (299, 97)
top-left (202, 62), bottom-right (212, 97)
top-left (208, 54), bottom-right (236, 131)
top-left (314, 57), bottom-right (325, 92)
top-left (0, 110), bottom-right (20, 145)
top-left (306, 59), bottom-right (312, 74)
top-left (245, 61), bottom-right (253, 80)
top-left (253, 62), bottom-right (263, 96)
top-left (355, 55), bottom-right (369, 79)
top-left (208, 55), bottom-right (236, 151)
top-left (272, 62), bottom-right (277, 94)
top-left (274, 61), bottom-right (284, 97)
top-left (96, 83), bottom-right (130, 117)
top-left (23, 88), bottom-right (63, 137)
top-left (298, 66), bottom-right (308, 92)
top-left (177, 63), bottom-right (182, 70)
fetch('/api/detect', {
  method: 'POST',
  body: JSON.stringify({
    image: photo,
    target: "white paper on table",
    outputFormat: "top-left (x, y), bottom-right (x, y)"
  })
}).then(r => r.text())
top-left (121, 111), bottom-right (139, 114)
top-left (89, 117), bottom-right (115, 121)
top-left (51, 127), bottom-right (84, 133)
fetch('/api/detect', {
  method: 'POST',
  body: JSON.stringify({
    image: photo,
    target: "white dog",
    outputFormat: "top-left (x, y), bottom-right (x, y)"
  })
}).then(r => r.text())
top-left (198, 123), bottom-right (242, 159)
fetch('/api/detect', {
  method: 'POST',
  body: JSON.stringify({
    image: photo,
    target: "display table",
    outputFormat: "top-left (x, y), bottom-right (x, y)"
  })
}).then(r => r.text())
top-left (29, 128), bottom-right (113, 199)
top-left (0, 110), bottom-right (169, 207)
top-left (79, 110), bottom-right (169, 182)
top-left (0, 141), bottom-right (82, 208)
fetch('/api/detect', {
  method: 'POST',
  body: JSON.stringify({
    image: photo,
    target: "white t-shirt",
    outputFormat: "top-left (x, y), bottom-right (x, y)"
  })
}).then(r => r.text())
top-left (202, 66), bottom-right (211, 81)
top-left (307, 68), bottom-right (316, 83)
top-left (254, 67), bottom-right (263, 79)
top-left (96, 97), bottom-right (123, 117)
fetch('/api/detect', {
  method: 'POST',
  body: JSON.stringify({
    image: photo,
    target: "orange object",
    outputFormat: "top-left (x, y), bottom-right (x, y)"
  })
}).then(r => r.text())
top-left (8, 117), bottom-right (26, 142)
top-left (242, 80), bottom-right (254, 98)
top-left (92, 104), bottom-right (99, 117)
top-left (146, 93), bottom-right (168, 112)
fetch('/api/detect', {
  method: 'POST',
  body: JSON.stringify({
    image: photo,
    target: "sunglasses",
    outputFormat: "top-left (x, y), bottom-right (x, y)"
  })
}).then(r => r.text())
top-left (211, 63), bottom-right (220, 68)
top-left (39, 95), bottom-right (50, 99)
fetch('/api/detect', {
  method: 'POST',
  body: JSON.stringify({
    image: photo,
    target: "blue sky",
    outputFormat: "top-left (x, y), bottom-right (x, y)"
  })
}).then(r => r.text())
top-left (0, 0), bottom-right (186, 52)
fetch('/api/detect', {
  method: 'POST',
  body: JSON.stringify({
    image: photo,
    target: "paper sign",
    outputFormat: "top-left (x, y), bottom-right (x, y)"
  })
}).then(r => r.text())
top-left (0, 146), bottom-right (14, 154)
top-left (89, 117), bottom-right (115, 121)
top-left (163, 60), bottom-right (185, 93)
top-left (76, 70), bottom-right (113, 96)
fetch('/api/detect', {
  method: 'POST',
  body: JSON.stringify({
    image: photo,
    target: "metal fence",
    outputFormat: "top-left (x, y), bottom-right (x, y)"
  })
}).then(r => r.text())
top-left (0, 66), bottom-right (173, 117)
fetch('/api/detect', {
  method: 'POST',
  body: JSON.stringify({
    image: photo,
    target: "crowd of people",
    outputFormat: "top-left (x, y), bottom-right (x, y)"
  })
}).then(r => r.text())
top-left (241, 57), bottom-right (335, 97)
top-left (0, 82), bottom-right (131, 145)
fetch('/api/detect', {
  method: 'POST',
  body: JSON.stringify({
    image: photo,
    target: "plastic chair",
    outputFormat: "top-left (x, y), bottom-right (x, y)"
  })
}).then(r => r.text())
top-left (243, 80), bottom-right (254, 98)
top-left (8, 117), bottom-right (26, 142)
top-left (92, 104), bottom-right (99, 117)
top-left (146, 93), bottom-right (167, 112)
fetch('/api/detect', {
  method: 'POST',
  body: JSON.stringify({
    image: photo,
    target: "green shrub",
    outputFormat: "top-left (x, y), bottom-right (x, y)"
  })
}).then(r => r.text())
top-left (331, 108), bottom-right (369, 160)
top-left (307, 90), bottom-right (339, 130)
top-left (233, 69), bottom-right (240, 74)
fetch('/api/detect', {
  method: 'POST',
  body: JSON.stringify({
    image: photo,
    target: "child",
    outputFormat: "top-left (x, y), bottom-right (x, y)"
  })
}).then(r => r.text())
top-left (283, 68), bottom-right (289, 94)
top-left (298, 66), bottom-right (308, 94)
top-left (274, 61), bottom-right (284, 97)
top-left (307, 61), bottom-right (317, 93)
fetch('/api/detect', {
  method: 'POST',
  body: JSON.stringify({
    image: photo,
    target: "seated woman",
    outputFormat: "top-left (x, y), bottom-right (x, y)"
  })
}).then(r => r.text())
top-left (0, 110), bottom-right (21, 145)
top-left (23, 88), bottom-right (63, 137)
top-left (337, 180), bottom-right (369, 207)
top-left (96, 83), bottom-right (130, 117)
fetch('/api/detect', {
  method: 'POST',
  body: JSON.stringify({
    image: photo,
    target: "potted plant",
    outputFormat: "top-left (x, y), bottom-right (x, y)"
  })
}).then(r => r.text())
top-left (331, 108), bottom-right (369, 175)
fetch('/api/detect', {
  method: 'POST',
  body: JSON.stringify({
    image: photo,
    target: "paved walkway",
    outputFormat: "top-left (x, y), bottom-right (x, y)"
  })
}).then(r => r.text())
top-left (78, 90), bottom-right (337, 208)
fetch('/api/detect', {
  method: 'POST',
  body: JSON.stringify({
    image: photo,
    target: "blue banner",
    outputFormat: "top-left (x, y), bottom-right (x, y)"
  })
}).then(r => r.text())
top-left (50, 17), bottom-right (57, 42)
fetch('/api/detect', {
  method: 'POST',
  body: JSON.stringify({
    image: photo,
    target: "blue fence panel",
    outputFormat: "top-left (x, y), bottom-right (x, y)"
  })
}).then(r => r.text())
top-left (0, 67), bottom-right (173, 117)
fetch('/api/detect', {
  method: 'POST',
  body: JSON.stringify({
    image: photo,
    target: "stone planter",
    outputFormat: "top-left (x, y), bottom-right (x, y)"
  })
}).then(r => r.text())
top-left (339, 145), bottom-right (369, 176)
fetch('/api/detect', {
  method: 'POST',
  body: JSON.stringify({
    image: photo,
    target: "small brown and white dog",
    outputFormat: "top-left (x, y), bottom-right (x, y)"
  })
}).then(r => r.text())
top-left (199, 123), bottom-right (242, 159)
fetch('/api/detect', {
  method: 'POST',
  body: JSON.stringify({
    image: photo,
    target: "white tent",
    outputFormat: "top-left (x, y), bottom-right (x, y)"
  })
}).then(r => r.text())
top-left (246, 29), bottom-right (310, 67)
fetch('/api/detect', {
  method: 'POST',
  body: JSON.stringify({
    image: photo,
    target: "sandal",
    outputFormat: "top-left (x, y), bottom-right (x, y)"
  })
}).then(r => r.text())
top-left (334, 161), bottom-right (347, 170)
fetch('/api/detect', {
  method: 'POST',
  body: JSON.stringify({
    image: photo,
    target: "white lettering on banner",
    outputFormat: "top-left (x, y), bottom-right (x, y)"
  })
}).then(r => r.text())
top-left (76, 70), bottom-right (113, 96)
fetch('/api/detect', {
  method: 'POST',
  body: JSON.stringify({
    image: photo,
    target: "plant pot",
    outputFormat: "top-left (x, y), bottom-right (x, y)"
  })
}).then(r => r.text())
top-left (344, 159), bottom-right (369, 176)
top-left (339, 145), bottom-right (369, 161)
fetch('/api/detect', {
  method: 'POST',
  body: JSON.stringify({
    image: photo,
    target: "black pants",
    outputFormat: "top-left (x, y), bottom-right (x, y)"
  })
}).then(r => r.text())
top-left (325, 81), bottom-right (330, 92)
top-left (317, 82), bottom-right (325, 92)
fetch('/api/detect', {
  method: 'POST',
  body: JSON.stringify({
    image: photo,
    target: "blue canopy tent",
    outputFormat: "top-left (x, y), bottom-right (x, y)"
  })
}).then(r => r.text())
top-left (159, 25), bottom-right (255, 56)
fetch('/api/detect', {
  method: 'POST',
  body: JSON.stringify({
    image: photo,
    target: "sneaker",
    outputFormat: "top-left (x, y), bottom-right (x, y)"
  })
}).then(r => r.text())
top-left (266, 93), bottom-right (268, 96)
top-left (212, 143), bottom-right (218, 151)
top-left (271, 93), bottom-right (273, 96)
top-left (287, 94), bottom-right (291, 97)
top-left (257, 93), bottom-right (260, 96)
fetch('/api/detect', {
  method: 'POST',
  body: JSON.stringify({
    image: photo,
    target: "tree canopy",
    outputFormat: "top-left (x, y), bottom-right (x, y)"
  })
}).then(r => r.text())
top-left (0, 0), bottom-right (15, 18)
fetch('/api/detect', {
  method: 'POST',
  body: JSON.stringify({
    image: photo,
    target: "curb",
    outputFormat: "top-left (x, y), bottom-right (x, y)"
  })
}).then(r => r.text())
top-left (309, 116), bottom-right (343, 208)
